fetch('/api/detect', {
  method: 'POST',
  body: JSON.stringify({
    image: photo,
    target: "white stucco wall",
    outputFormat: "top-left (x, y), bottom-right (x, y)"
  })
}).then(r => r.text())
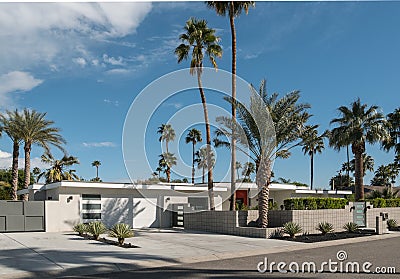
top-left (45, 193), bottom-right (81, 232)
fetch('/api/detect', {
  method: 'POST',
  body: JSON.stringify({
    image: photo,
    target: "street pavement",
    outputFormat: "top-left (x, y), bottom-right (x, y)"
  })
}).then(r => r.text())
top-left (0, 229), bottom-right (398, 279)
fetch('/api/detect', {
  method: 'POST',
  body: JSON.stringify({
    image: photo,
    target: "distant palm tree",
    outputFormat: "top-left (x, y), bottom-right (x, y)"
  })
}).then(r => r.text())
top-left (235, 161), bottom-right (242, 181)
top-left (91, 160), bottom-right (101, 180)
top-left (195, 147), bottom-right (215, 184)
top-left (341, 154), bottom-right (375, 176)
top-left (215, 79), bottom-right (310, 227)
top-left (157, 124), bottom-right (175, 154)
top-left (301, 125), bottom-right (325, 189)
top-left (370, 163), bottom-right (399, 186)
top-left (242, 162), bottom-right (255, 182)
top-left (32, 167), bottom-right (41, 183)
top-left (155, 166), bottom-right (163, 178)
top-left (175, 17), bottom-right (222, 210)
top-left (185, 128), bottom-right (202, 183)
top-left (206, 1), bottom-right (254, 211)
top-left (159, 152), bottom-right (177, 183)
top-left (38, 152), bottom-right (79, 183)
top-left (19, 109), bottom-right (66, 199)
top-left (0, 110), bottom-right (23, 200)
top-left (383, 108), bottom-right (400, 163)
top-left (329, 99), bottom-right (389, 201)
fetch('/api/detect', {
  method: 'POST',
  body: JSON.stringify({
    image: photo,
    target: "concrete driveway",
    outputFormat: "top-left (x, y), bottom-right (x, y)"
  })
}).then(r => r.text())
top-left (0, 229), bottom-right (303, 278)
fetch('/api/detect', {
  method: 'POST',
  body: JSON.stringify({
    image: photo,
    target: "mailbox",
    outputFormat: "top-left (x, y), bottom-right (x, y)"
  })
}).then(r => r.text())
top-left (380, 212), bottom-right (389, 221)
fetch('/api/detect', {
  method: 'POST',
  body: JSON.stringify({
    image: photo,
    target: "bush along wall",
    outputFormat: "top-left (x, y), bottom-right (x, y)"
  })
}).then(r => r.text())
top-left (368, 198), bottom-right (400, 208)
top-left (283, 198), bottom-right (348, 210)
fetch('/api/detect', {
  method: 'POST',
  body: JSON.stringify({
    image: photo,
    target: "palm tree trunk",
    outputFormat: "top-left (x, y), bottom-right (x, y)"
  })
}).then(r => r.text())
top-left (202, 167), bottom-right (205, 184)
top-left (256, 157), bottom-right (272, 228)
top-left (197, 70), bottom-right (215, 210)
top-left (166, 167), bottom-right (171, 183)
top-left (310, 153), bottom-right (314, 190)
top-left (229, 4), bottom-right (237, 212)
top-left (346, 145), bottom-right (350, 185)
top-left (96, 166), bottom-right (99, 179)
top-left (23, 142), bottom-right (31, 201)
top-left (353, 144), bottom-right (365, 201)
top-left (192, 141), bottom-right (195, 184)
top-left (11, 141), bottom-right (19, 200)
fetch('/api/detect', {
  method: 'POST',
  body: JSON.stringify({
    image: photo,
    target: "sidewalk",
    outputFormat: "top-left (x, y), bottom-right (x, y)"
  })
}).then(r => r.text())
top-left (0, 229), bottom-right (398, 278)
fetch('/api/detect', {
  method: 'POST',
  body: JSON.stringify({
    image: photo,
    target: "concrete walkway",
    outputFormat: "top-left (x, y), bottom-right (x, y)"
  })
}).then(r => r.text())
top-left (0, 229), bottom-right (398, 278)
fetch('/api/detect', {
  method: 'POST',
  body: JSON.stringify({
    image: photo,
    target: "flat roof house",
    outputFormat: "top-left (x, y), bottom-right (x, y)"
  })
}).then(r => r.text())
top-left (18, 181), bottom-right (351, 232)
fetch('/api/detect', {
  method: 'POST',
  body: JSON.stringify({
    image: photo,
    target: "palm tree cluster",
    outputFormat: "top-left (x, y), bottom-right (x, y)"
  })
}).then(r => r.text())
top-left (38, 152), bottom-right (80, 184)
top-left (0, 109), bottom-right (66, 200)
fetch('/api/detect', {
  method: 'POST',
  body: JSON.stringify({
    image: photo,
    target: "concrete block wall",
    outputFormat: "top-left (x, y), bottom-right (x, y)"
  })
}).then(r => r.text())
top-left (184, 211), bottom-right (277, 238)
top-left (366, 208), bottom-right (400, 228)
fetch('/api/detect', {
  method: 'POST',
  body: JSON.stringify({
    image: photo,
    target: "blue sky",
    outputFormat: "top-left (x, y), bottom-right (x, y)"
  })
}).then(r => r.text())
top-left (0, 2), bottom-right (399, 188)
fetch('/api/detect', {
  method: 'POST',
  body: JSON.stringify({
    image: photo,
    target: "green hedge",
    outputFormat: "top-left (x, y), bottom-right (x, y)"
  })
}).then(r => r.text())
top-left (283, 198), bottom-right (348, 210)
top-left (368, 198), bottom-right (400, 208)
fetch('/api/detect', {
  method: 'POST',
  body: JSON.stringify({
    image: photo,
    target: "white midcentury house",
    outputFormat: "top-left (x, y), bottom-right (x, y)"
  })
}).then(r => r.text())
top-left (18, 181), bottom-right (351, 232)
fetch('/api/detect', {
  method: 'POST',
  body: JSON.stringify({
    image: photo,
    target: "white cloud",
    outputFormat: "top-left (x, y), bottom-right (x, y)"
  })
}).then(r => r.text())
top-left (0, 150), bottom-right (12, 159)
top-left (82, 142), bottom-right (117, 148)
top-left (103, 54), bottom-right (125, 66)
top-left (72, 57), bottom-right (87, 67)
top-left (0, 155), bottom-right (50, 170)
top-left (104, 99), bottom-right (119, 107)
top-left (0, 3), bottom-right (152, 73)
top-left (0, 71), bottom-right (43, 108)
top-left (105, 68), bottom-right (131, 75)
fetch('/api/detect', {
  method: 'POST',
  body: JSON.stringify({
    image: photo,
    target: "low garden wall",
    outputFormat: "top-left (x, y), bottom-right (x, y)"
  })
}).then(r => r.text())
top-left (366, 207), bottom-right (400, 228)
top-left (184, 211), bottom-right (279, 238)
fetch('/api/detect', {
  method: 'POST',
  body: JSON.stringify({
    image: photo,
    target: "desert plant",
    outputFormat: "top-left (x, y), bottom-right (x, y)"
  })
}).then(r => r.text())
top-left (282, 222), bottom-right (302, 239)
top-left (109, 223), bottom-right (134, 246)
top-left (343, 222), bottom-right (359, 233)
top-left (387, 219), bottom-right (398, 230)
top-left (73, 223), bottom-right (88, 237)
top-left (269, 228), bottom-right (284, 239)
top-left (87, 221), bottom-right (107, 240)
top-left (316, 222), bottom-right (334, 235)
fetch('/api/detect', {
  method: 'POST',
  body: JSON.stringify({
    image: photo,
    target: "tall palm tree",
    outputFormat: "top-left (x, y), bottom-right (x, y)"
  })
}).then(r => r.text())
top-left (185, 128), bottom-right (202, 183)
top-left (38, 152), bottom-right (79, 184)
top-left (301, 125), bottom-right (325, 190)
top-left (157, 124), bottom-right (175, 154)
top-left (370, 163), bottom-right (399, 187)
top-left (0, 110), bottom-right (23, 200)
top-left (215, 79), bottom-right (310, 227)
top-left (242, 161), bottom-right (255, 182)
top-left (383, 108), bottom-right (400, 162)
top-left (158, 152), bottom-right (177, 183)
top-left (175, 17), bottom-right (222, 210)
top-left (235, 161), bottom-right (242, 181)
top-left (329, 99), bottom-right (389, 201)
top-left (155, 166), bottom-right (163, 178)
top-left (91, 160), bottom-right (101, 180)
top-left (19, 109), bottom-right (66, 199)
top-left (206, 1), bottom-right (254, 211)
top-left (195, 147), bottom-right (215, 184)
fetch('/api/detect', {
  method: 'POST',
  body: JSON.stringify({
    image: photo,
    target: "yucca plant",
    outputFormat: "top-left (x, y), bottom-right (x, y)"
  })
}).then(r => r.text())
top-left (73, 223), bottom-right (88, 237)
top-left (87, 221), bottom-right (107, 240)
top-left (109, 223), bottom-right (134, 246)
top-left (316, 222), bottom-right (334, 235)
top-left (387, 219), bottom-right (398, 230)
top-left (343, 222), bottom-right (359, 233)
top-left (283, 222), bottom-right (302, 239)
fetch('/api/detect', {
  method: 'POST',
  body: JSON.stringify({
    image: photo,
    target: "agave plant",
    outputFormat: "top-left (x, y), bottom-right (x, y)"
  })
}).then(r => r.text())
top-left (109, 223), bottom-right (134, 246)
top-left (343, 222), bottom-right (359, 233)
top-left (387, 219), bottom-right (398, 230)
top-left (316, 222), bottom-right (334, 235)
top-left (73, 223), bottom-right (88, 237)
top-left (283, 222), bottom-right (302, 239)
top-left (87, 221), bottom-right (107, 240)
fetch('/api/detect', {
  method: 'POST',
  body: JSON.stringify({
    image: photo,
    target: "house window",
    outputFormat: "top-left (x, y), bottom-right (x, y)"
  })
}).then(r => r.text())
top-left (81, 194), bottom-right (101, 222)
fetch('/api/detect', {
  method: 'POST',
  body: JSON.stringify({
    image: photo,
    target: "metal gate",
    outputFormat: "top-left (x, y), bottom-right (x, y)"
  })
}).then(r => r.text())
top-left (353, 202), bottom-right (366, 227)
top-left (172, 204), bottom-right (185, 227)
top-left (0, 201), bottom-right (45, 232)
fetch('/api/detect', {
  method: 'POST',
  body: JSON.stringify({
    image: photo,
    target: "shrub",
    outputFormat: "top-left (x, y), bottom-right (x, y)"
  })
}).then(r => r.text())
top-left (109, 223), bottom-right (134, 246)
top-left (387, 219), bottom-right (398, 230)
top-left (283, 198), bottom-right (347, 210)
top-left (268, 228), bottom-right (284, 239)
top-left (316, 222), bottom-right (334, 235)
top-left (87, 221), bottom-right (107, 240)
top-left (282, 222), bottom-right (302, 239)
top-left (368, 198), bottom-right (400, 208)
top-left (73, 223), bottom-right (88, 236)
top-left (343, 222), bottom-right (359, 233)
